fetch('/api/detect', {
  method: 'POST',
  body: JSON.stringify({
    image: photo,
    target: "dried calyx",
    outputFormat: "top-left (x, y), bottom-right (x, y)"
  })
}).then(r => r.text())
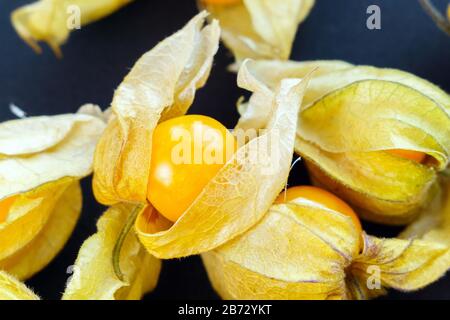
top-left (237, 60), bottom-right (450, 225)
top-left (199, 0), bottom-right (316, 62)
top-left (297, 77), bottom-right (449, 224)
top-left (0, 107), bottom-right (106, 280)
top-left (203, 185), bottom-right (450, 300)
top-left (11, 0), bottom-right (133, 57)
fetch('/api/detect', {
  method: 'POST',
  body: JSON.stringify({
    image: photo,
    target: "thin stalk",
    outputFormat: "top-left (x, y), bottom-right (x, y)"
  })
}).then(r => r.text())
top-left (112, 204), bottom-right (142, 281)
top-left (419, 0), bottom-right (450, 36)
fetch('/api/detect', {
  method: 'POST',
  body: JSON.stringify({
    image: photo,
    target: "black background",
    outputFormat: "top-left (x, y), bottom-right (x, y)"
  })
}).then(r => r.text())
top-left (1, 0), bottom-right (449, 300)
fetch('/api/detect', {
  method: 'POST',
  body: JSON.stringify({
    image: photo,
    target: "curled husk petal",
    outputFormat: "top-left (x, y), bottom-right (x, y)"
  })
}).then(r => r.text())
top-left (393, 179), bottom-right (450, 293)
top-left (0, 271), bottom-right (39, 300)
top-left (0, 181), bottom-right (81, 280)
top-left (236, 60), bottom-right (354, 131)
top-left (349, 234), bottom-right (450, 297)
top-left (203, 202), bottom-right (450, 300)
top-left (199, 0), bottom-right (315, 62)
top-left (237, 60), bottom-right (450, 224)
top-left (0, 107), bottom-right (106, 279)
top-left (401, 177), bottom-right (450, 246)
top-left (135, 60), bottom-right (311, 259)
top-left (0, 108), bottom-right (106, 197)
top-left (11, 0), bottom-right (133, 57)
top-left (93, 12), bottom-right (220, 205)
top-left (63, 204), bottom-right (161, 300)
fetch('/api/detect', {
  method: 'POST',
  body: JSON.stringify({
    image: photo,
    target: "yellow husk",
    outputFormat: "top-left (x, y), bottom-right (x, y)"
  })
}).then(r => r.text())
top-left (0, 182), bottom-right (80, 280)
top-left (0, 106), bottom-right (106, 280)
top-left (350, 234), bottom-right (450, 295)
top-left (63, 204), bottom-right (161, 300)
top-left (199, 0), bottom-right (315, 61)
top-left (11, 0), bottom-right (133, 57)
top-left (76, 12), bottom-right (220, 297)
top-left (202, 202), bottom-right (357, 300)
top-left (93, 11), bottom-right (221, 205)
top-left (401, 177), bottom-right (450, 246)
top-left (396, 181), bottom-right (450, 293)
top-left (203, 201), bottom-right (450, 300)
top-left (237, 60), bottom-right (450, 224)
top-left (0, 108), bottom-right (106, 198)
top-left (236, 60), bottom-right (354, 131)
top-left (135, 60), bottom-right (311, 258)
top-left (0, 180), bottom-right (81, 281)
top-left (0, 271), bottom-right (40, 300)
top-left (298, 79), bottom-right (449, 224)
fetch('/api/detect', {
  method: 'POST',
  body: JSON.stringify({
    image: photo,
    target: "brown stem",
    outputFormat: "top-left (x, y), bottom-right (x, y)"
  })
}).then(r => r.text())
top-left (419, 0), bottom-right (450, 36)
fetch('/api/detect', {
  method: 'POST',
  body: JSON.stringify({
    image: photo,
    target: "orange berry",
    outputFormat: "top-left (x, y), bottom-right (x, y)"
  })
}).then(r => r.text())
top-left (202, 0), bottom-right (241, 5)
top-left (147, 115), bottom-right (236, 222)
top-left (386, 149), bottom-right (426, 163)
top-left (276, 186), bottom-right (363, 238)
top-left (0, 196), bottom-right (17, 223)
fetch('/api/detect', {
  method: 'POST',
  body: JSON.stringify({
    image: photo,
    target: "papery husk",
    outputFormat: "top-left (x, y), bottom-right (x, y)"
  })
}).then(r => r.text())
top-left (0, 180), bottom-right (81, 280)
top-left (236, 60), bottom-right (354, 131)
top-left (135, 61), bottom-right (311, 259)
top-left (0, 271), bottom-right (40, 300)
top-left (93, 12), bottom-right (220, 206)
top-left (202, 202), bottom-right (358, 300)
top-left (0, 110), bottom-right (106, 198)
top-left (349, 234), bottom-right (450, 297)
top-left (0, 179), bottom-right (71, 261)
top-left (0, 108), bottom-right (105, 279)
top-left (199, 0), bottom-right (315, 62)
top-left (11, 0), bottom-right (133, 57)
top-left (401, 177), bottom-right (450, 245)
top-left (300, 66), bottom-right (450, 114)
top-left (297, 79), bottom-right (449, 224)
top-left (237, 60), bottom-right (450, 224)
top-left (63, 204), bottom-right (161, 300)
top-left (392, 178), bottom-right (450, 292)
top-left (203, 202), bottom-right (450, 300)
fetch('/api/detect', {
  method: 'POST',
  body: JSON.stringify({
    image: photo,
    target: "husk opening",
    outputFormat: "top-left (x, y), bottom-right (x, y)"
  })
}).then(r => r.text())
top-left (136, 60), bottom-right (311, 258)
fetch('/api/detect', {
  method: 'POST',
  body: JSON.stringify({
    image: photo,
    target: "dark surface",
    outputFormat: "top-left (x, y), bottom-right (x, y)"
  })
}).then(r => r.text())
top-left (0, 0), bottom-right (449, 300)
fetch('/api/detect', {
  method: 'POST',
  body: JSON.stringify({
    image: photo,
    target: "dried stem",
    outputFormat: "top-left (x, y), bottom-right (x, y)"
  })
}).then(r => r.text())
top-left (419, 0), bottom-right (450, 36)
